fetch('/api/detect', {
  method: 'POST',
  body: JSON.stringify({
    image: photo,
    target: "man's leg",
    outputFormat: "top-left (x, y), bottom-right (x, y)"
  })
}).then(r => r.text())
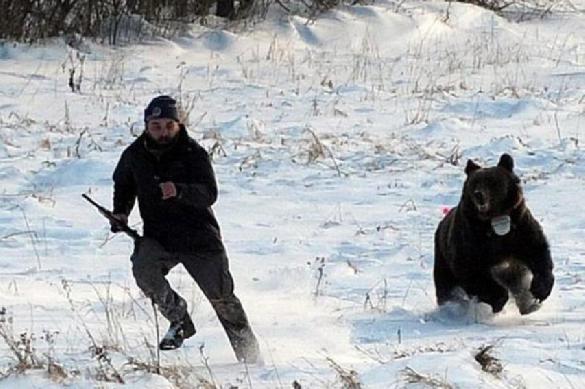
top-left (131, 238), bottom-right (190, 325)
top-left (182, 248), bottom-right (260, 363)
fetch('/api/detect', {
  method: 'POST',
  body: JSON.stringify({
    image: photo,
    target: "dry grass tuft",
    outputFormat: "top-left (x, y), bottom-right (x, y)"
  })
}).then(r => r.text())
top-left (327, 357), bottom-right (362, 389)
top-left (401, 366), bottom-right (453, 388)
top-left (474, 344), bottom-right (503, 377)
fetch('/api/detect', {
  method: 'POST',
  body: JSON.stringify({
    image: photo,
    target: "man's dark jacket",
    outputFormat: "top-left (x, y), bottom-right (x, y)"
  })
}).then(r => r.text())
top-left (113, 126), bottom-right (223, 253)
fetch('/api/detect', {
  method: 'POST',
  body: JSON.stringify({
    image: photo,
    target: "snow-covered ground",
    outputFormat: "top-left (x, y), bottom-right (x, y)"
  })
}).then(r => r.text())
top-left (1, 0), bottom-right (584, 387)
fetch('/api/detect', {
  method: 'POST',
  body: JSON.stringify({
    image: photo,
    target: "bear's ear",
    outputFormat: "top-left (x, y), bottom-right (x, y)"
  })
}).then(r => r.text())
top-left (465, 159), bottom-right (481, 175)
top-left (497, 153), bottom-right (514, 172)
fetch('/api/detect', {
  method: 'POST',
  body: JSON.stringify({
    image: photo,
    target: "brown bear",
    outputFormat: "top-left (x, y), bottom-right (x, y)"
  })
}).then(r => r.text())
top-left (434, 154), bottom-right (554, 315)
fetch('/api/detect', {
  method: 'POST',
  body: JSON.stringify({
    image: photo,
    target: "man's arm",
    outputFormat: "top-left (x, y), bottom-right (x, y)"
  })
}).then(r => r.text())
top-left (173, 148), bottom-right (218, 208)
top-left (112, 150), bottom-right (137, 216)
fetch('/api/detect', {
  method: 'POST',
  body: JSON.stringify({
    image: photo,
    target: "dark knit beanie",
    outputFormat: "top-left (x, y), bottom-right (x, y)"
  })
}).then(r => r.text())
top-left (144, 95), bottom-right (180, 122)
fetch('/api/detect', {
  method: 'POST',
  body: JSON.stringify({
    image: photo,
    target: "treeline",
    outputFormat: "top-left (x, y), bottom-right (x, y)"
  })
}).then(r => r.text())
top-left (0, 0), bottom-right (364, 44)
top-left (0, 0), bottom-right (244, 44)
top-left (0, 0), bottom-right (553, 44)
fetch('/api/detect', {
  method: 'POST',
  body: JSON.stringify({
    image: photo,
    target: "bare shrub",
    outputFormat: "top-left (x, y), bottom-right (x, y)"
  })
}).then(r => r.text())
top-left (61, 279), bottom-right (124, 384)
top-left (363, 279), bottom-right (389, 312)
top-left (299, 127), bottom-right (344, 176)
top-left (453, 0), bottom-right (562, 21)
top-left (0, 308), bottom-right (70, 381)
top-left (310, 256), bottom-right (327, 297)
top-left (454, 0), bottom-right (514, 11)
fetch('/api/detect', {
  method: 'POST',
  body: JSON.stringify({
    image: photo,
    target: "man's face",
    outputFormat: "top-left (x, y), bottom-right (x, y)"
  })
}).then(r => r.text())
top-left (146, 118), bottom-right (180, 144)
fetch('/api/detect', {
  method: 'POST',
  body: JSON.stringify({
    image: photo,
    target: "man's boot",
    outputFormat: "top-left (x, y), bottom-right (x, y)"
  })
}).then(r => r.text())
top-left (159, 313), bottom-right (196, 350)
top-left (233, 333), bottom-right (263, 364)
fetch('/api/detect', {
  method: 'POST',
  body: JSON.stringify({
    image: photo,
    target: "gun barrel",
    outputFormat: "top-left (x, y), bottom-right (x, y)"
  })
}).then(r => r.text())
top-left (82, 194), bottom-right (140, 241)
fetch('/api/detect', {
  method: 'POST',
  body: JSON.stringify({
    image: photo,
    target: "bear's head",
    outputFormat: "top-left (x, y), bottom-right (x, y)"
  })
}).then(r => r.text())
top-left (462, 154), bottom-right (523, 223)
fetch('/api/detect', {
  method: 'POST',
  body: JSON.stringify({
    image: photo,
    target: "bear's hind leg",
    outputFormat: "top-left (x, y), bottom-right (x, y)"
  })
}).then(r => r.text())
top-left (434, 255), bottom-right (459, 306)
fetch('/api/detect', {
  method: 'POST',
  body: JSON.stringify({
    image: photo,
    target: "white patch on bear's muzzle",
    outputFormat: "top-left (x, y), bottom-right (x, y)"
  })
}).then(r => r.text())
top-left (491, 215), bottom-right (511, 236)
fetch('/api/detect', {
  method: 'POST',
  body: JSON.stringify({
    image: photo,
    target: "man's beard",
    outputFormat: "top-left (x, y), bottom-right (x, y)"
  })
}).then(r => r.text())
top-left (157, 135), bottom-right (173, 145)
top-left (145, 131), bottom-right (179, 151)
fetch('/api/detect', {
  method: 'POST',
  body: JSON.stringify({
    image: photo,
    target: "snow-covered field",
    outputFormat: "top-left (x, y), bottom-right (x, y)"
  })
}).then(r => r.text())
top-left (1, 0), bottom-right (584, 387)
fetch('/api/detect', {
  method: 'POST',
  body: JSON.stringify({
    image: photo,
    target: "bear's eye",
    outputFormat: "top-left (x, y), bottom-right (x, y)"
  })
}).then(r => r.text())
top-left (473, 191), bottom-right (486, 204)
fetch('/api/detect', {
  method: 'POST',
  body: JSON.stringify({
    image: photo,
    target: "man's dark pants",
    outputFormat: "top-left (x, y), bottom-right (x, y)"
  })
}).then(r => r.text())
top-left (131, 238), bottom-right (260, 362)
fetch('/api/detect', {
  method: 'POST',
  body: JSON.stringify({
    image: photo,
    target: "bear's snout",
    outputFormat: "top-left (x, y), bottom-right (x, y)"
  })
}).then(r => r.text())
top-left (472, 190), bottom-right (489, 212)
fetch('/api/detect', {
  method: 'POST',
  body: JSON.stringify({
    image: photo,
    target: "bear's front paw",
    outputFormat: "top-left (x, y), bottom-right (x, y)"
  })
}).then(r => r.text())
top-left (530, 273), bottom-right (554, 301)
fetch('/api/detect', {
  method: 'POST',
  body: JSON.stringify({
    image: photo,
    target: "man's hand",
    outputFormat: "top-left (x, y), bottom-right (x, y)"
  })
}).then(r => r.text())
top-left (159, 182), bottom-right (177, 200)
top-left (110, 213), bottom-right (128, 233)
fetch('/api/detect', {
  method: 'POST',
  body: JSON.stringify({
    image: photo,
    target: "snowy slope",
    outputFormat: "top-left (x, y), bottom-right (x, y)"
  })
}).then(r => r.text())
top-left (1, 0), bottom-right (584, 387)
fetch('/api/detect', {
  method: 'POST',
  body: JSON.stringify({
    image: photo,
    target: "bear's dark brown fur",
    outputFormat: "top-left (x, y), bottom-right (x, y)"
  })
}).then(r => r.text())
top-left (434, 154), bottom-right (554, 314)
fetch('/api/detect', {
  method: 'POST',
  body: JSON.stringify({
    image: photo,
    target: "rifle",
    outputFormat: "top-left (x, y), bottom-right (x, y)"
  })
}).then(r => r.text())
top-left (82, 194), bottom-right (141, 241)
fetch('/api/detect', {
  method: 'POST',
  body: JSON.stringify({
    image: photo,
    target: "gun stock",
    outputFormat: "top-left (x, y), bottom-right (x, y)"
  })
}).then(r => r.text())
top-left (82, 194), bottom-right (140, 241)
